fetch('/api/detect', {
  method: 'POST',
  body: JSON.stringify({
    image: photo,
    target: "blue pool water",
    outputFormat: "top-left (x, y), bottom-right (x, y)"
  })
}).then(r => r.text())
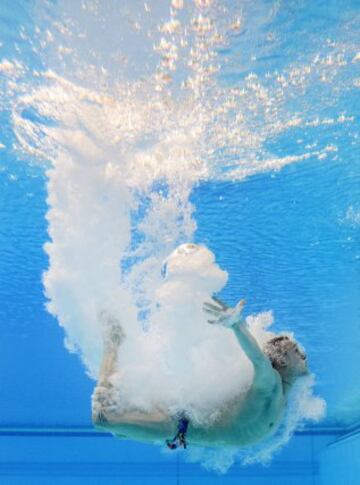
top-left (1, 0), bottom-right (360, 483)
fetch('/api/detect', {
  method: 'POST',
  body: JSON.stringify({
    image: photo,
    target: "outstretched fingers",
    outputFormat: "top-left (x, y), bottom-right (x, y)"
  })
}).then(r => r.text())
top-left (203, 297), bottom-right (247, 327)
top-left (203, 303), bottom-right (224, 320)
top-left (203, 302), bottom-right (223, 314)
top-left (211, 296), bottom-right (230, 310)
top-left (203, 300), bottom-right (227, 325)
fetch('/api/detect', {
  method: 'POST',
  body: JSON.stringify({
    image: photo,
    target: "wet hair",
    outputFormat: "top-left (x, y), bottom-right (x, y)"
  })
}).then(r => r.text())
top-left (264, 335), bottom-right (306, 373)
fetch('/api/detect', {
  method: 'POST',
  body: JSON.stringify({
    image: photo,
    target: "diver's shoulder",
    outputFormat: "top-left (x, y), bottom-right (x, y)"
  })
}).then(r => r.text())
top-left (250, 364), bottom-right (282, 395)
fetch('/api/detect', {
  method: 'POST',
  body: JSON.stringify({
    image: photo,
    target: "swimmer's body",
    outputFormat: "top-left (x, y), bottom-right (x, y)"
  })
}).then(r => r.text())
top-left (92, 244), bottom-right (308, 448)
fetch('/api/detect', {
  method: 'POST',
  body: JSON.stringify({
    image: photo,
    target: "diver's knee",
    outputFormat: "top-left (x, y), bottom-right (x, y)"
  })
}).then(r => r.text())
top-left (91, 384), bottom-right (115, 421)
top-left (92, 389), bottom-right (110, 426)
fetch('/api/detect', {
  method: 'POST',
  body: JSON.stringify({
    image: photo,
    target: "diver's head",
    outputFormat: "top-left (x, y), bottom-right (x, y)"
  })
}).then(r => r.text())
top-left (161, 243), bottom-right (228, 293)
top-left (264, 335), bottom-right (308, 383)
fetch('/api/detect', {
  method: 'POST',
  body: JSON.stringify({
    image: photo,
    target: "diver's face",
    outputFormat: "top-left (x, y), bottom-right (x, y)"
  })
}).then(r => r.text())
top-left (286, 346), bottom-right (308, 376)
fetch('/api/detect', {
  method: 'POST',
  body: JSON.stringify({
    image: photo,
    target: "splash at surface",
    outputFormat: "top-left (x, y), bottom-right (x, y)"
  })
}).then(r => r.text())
top-left (6, 0), bottom-right (360, 471)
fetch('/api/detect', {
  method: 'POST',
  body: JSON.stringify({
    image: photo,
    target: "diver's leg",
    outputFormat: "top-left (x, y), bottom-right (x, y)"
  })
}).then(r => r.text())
top-left (92, 314), bottom-right (125, 424)
top-left (98, 315), bottom-right (125, 386)
top-left (93, 315), bottom-right (171, 429)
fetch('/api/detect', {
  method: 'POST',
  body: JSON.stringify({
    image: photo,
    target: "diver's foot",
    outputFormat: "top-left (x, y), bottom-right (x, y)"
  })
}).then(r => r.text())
top-left (203, 298), bottom-right (246, 328)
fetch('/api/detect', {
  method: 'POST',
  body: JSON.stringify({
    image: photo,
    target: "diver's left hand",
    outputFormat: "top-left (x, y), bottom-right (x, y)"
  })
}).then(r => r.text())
top-left (203, 297), bottom-right (246, 328)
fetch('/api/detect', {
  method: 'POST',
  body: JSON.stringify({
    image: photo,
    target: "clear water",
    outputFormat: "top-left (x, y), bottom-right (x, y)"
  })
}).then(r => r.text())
top-left (1, 0), bottom-right (359, 483)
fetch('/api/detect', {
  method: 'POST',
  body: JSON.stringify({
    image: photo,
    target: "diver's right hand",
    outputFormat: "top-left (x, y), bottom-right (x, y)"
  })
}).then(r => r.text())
top-left (203, 297), bottom-right (246, 328)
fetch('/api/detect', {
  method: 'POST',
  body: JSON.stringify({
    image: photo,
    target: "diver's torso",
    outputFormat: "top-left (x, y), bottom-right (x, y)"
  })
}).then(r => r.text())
top-left (97, 376), bottom-right (285, 447)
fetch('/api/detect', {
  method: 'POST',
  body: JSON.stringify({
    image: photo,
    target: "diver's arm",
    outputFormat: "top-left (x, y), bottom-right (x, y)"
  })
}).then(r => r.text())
top-left (232, 321), bottom-right (273, 373)
top-left (204, 298), bottom-right (277, 387)
top-left (204, 298), bottom-right (268, 367)
top-left (228, 316), bottom-right (285, 443)
top-left (231, 319), bottom-right (282, 404)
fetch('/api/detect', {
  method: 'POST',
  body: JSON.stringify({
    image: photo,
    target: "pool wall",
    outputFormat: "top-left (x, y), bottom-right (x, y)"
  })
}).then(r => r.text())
top-left (319, 426), bottom-right (360, 485)
top-left (0, 428), bottom-right (353, 484)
